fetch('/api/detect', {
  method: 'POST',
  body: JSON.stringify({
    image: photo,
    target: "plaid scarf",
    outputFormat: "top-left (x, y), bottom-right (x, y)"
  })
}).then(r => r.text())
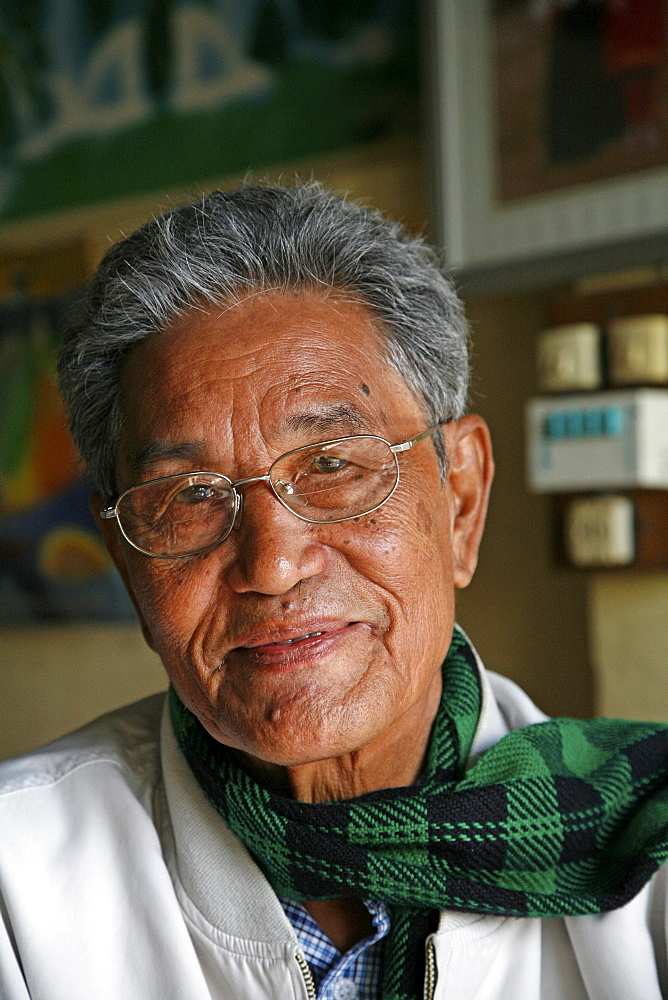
top-left (170, 627), bottom-right (668, 1000)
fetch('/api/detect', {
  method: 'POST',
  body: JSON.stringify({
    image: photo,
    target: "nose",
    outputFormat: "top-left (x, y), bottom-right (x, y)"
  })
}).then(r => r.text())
top-left (223, 481), bottom-right (330, 595)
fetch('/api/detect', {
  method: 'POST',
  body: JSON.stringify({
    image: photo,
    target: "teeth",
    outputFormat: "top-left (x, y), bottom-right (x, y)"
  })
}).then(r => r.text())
top-left (271, 631), bottom-right (324, 646)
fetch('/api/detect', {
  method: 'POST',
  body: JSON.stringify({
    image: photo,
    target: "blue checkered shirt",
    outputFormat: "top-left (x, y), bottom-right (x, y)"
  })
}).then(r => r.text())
top-left (279, 896), bottom-right (390, 1000)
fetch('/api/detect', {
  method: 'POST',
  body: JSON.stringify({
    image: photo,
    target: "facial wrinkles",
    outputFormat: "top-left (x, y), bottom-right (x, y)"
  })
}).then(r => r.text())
top-left (173, 593), bottom-right (396, 756)
top-left (197, 514), bottom-right (440, 716)
top-left (128, 450), bottom-right (390, 682)
top-left (128, 427), bottom-right (446, 669)
top-left (353, 460), bottom-right (451, 632)
top-left (166, 376), bottom-right (369, 482)
top-left (159, 525), bottom-right (402, 724)
top-left (113, 291), bottom-right (460, 777)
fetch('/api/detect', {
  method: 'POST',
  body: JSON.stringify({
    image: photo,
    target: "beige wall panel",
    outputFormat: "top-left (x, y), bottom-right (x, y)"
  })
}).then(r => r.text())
top-left (0, 625), bottom-right (166, 760)
top-left (590, 573), bottom-right (668, 722)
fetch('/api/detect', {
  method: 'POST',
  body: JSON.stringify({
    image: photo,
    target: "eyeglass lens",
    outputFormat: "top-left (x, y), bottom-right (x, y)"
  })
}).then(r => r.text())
top-left (116, 437), bottom-right (399, 557)
top-left (117, 473), bottom-right (237, 558)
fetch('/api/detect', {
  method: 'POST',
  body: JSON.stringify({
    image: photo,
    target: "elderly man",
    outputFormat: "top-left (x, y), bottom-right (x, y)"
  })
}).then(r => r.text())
top-left (1, 183), bottom-right (667, 1000)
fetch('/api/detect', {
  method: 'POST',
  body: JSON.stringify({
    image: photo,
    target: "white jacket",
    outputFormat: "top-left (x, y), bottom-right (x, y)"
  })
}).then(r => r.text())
top-left (0, 662), bottom-right (666, 1000)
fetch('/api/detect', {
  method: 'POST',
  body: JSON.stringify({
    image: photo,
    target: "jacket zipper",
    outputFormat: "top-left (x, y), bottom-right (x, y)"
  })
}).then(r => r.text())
top-left (297, 940), bottom-right (436, 999)
top-left (295, 951), bottom-right (317, 999)
top-left (424, 938), bottom-right (437, 1000)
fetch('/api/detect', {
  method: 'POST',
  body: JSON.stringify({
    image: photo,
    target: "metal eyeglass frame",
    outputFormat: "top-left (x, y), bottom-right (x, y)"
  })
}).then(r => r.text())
top-left (100, 422), bottom-right (445, 558)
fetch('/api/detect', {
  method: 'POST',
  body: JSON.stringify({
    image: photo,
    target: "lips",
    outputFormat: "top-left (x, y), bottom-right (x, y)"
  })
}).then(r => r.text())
top-left (236, 620), bottom-right (350, 649)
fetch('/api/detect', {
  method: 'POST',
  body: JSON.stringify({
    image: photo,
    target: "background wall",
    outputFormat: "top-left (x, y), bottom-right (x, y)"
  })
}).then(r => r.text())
top-left (456, 291), bottom-right (592, 719)
top-left (591, 574), bottom-right (668, 721)
top-left (0, 626), bottom-right (164, 757)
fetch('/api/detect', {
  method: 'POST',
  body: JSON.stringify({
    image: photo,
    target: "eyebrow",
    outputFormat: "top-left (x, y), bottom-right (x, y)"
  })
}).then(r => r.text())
top-left (284, 403), bottom-right (366, 436)
top-left (128, 441), bottom-right (205, 477)
top-left (127, 404), bottom-right (368, 479)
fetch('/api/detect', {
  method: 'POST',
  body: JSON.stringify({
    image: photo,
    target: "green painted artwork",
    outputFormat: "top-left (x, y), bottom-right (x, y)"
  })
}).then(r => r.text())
top-left (0, 0), bottom-right (418, 223)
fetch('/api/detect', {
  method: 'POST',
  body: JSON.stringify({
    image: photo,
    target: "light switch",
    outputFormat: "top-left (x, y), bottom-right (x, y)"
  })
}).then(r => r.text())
top-left (537, 323), bottom-right (602, 393)
top-left (607, 314), bottom-right (668, 386)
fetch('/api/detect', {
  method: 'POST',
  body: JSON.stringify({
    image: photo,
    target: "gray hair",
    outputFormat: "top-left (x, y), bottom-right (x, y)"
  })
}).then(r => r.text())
top-left (58, 182), bottom-right (470, 497)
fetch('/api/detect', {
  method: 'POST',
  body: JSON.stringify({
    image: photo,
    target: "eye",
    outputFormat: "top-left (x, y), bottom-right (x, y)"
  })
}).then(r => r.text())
top-left (175, 483), bottom-right (224, 504)
top-left (311, 454), bottom-right (348, 473)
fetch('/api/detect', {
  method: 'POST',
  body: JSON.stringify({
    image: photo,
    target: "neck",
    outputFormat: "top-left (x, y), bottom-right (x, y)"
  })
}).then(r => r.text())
top-left (302, 898), bottom-right (374, 952)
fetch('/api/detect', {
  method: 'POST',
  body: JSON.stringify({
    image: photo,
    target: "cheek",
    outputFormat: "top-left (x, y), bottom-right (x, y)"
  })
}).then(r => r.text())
top-left (126, 556), bottom-right (219, 652)
top-left (342, 494), bottom-right (453, 616)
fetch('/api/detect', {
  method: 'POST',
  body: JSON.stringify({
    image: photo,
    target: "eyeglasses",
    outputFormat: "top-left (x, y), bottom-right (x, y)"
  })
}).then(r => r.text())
top-left (100, 423), bottom-right (444, 558)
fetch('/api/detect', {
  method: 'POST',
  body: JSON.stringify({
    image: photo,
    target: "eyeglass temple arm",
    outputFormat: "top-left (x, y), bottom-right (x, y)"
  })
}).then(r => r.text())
top-left (100, 506), bottom-right (118, 519)
top-left (390, 422), bottom-right (444, 454)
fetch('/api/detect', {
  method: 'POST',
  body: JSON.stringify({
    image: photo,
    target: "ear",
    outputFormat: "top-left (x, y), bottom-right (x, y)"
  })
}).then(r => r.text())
top-left (442, 415), bottom-right (494, 589)
top-left (91, 492), bottom-right (157, 650)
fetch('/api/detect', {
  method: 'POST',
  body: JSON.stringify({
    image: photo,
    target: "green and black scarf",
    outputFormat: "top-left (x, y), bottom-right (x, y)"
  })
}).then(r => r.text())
top-left (171, 627), bottom-right (668, 1000)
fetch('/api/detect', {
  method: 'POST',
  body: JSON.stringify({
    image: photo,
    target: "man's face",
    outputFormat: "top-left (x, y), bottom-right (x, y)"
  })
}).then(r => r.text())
top-left (101, 291), bottom-right (491, 770)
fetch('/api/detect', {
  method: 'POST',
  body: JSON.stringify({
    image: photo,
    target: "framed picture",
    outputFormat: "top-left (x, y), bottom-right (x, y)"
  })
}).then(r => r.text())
top-left (0, 0), bottom-right (419, 226)
top-left (430, 1), bottom-right (668, 289)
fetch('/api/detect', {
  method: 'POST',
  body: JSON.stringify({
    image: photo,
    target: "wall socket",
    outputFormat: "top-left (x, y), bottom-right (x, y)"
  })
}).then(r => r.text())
top-left (565, 495), bottom-right (635, 567)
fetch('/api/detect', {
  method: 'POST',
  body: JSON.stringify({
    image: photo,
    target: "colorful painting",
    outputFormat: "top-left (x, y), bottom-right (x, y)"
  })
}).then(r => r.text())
top-left (0, 299), bottom-right (135, 620)
top-left (0, 0), bottom-right (418, 223)
top-left (494, 0), bottom-right (668, 203)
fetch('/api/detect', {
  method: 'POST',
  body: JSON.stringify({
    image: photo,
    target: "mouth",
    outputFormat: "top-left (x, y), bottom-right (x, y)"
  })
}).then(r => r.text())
top-left (262, 630), bottom-right (327, 646)
top-left (231, 621), bottom-right (366, 669)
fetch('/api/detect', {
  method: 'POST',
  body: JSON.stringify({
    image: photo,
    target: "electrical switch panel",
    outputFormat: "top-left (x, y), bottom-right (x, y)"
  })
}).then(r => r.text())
top-left (552, 490), bottom-right (668, 570)
top-left (564, 495), bottom-right (635, 567)
top-left (532, 307), bottom-right (668, 571)
top-left (526, 388), bottom-right (668, 492)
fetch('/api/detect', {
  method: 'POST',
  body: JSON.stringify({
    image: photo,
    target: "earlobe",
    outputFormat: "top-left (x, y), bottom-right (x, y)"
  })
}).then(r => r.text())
top-left (90, 491), bottom-right (157, 650)
top-left (443, 416), bottom-right (495, 589)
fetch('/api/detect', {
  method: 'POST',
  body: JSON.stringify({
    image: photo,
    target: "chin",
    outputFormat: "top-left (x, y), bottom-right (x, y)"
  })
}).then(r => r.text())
top-left (239, 723), bottom-right (369, 769)
top-left (231, 706), bottom-right (381, 770)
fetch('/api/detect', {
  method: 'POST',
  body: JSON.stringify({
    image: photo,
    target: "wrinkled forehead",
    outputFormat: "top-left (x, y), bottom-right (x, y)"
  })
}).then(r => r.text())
top-left (121, 288), bottom-right (393, 382)
top-left (115, 290), bottom-right (425, 481)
